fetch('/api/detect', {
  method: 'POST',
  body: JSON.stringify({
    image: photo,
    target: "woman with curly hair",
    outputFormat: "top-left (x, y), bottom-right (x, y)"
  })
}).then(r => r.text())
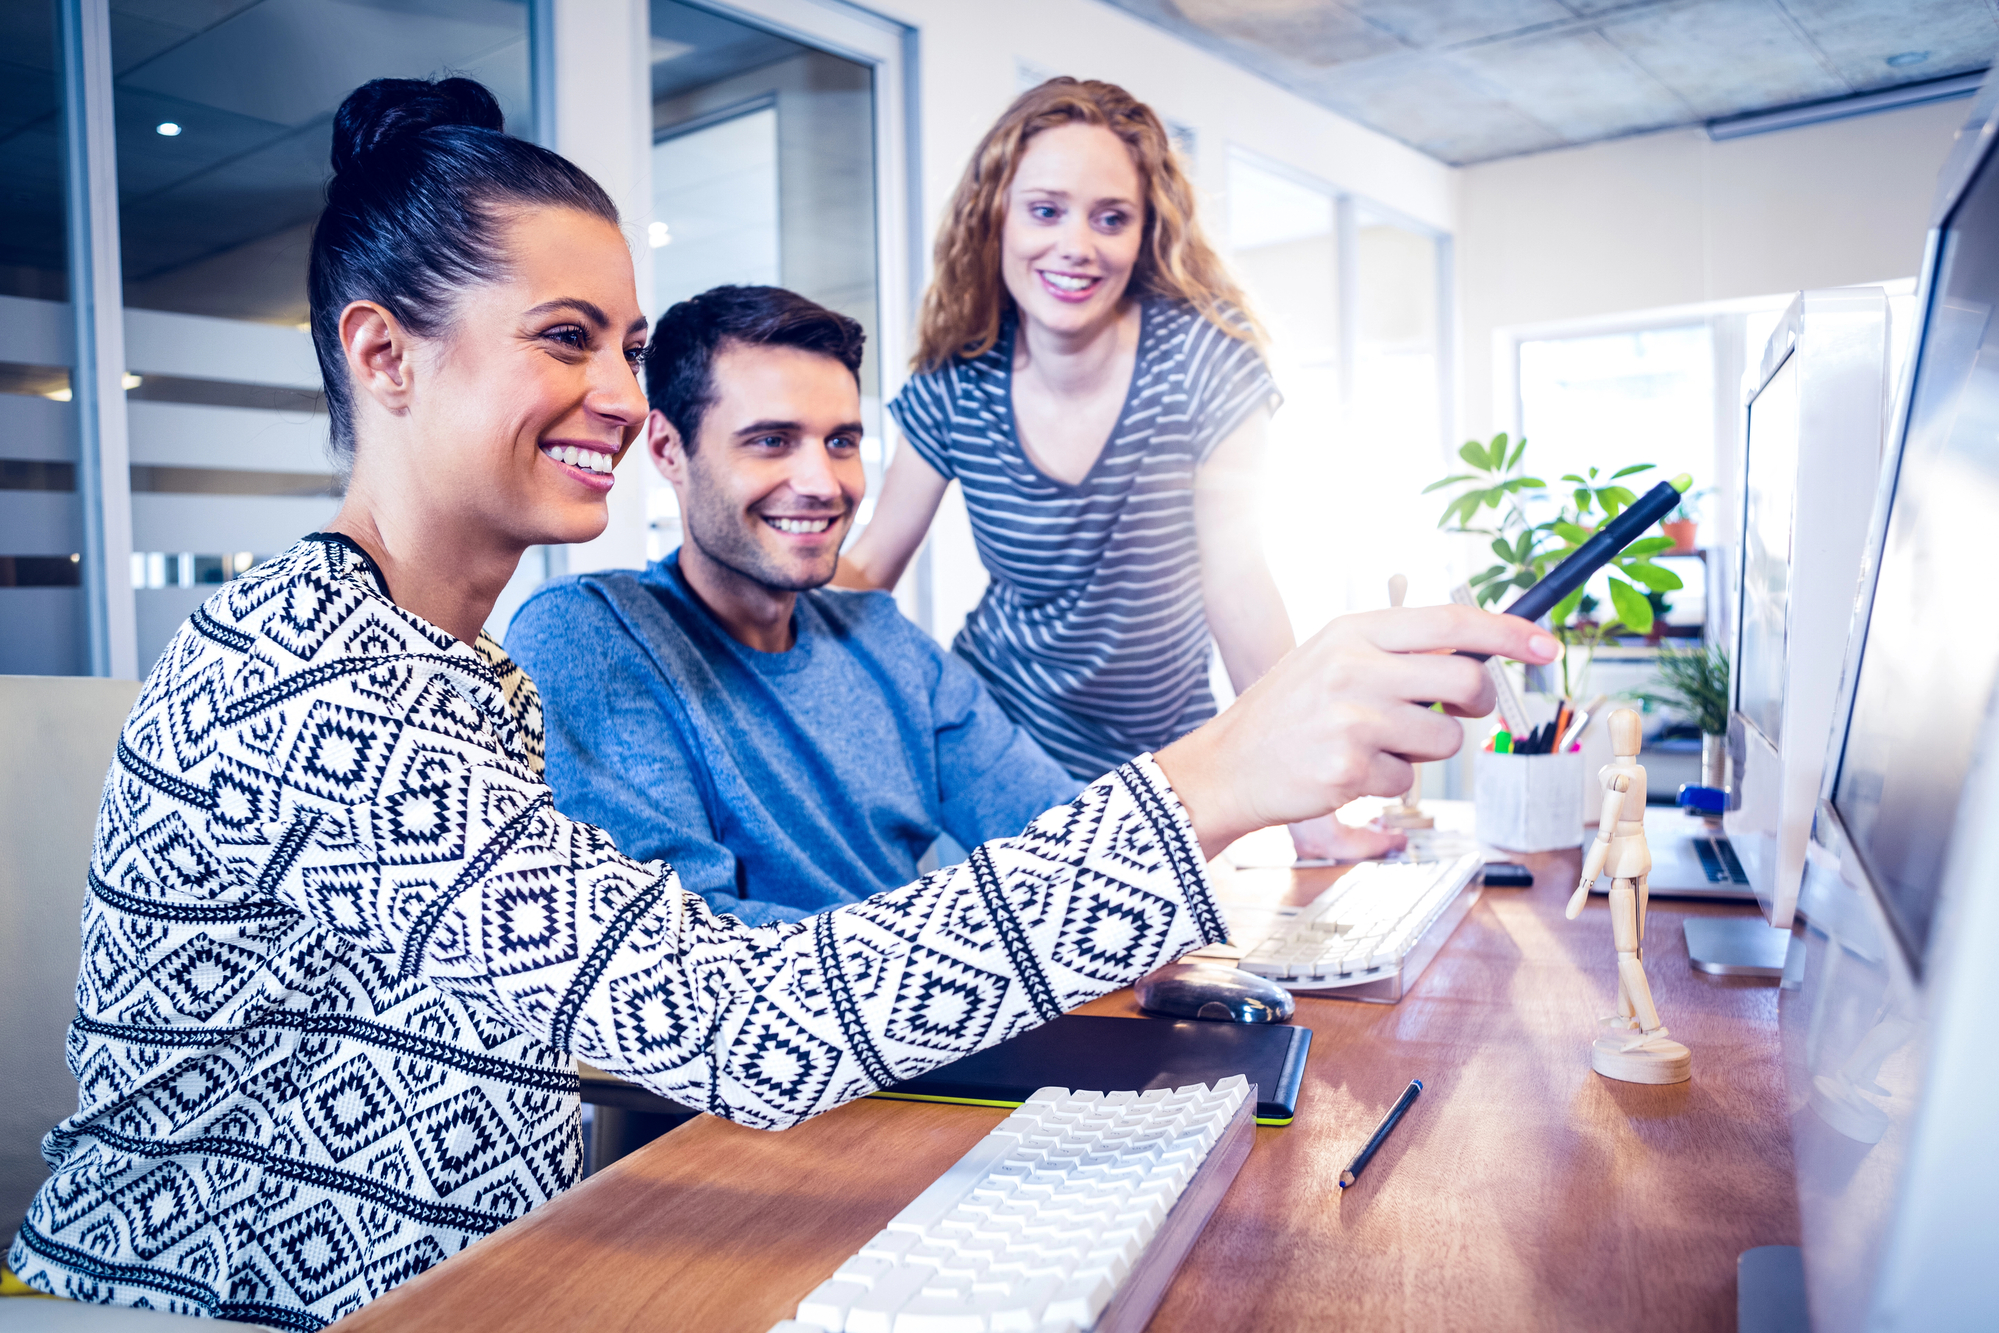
top-left (840, 78), bottom-right (1394, 861)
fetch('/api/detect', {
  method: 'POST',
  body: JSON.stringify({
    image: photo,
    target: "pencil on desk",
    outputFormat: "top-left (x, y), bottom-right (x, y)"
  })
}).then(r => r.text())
top-left (1339, 1079), bottom-right (1423, 1189)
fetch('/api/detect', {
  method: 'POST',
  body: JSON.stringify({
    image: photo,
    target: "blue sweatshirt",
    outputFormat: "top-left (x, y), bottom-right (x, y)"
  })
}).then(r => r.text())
top-left (506, 555), bottom-right (1082, 926)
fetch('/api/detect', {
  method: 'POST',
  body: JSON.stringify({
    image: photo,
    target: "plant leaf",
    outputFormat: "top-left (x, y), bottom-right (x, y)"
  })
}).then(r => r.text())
top-left (1608, 577), bottom-right (1654, 634)
top-left (1560, 473), bottom-right (1587, 485)
top-left (1507, 436), bottom-right (1527, 470)
top-left (1491, 537), bottom-right (1515, 562)
top-left (1421, 473), bottom-right (1477, 494)
top-left (1623, 560), bottom-right (1684, 592)
top-left (1622, 536), bottom-right (1674, 557)
top-left (1602, 484), bottom-right (1639, 510)
top-left (1610, 463), bottom-right (1656, 479)
top-left (1551, 519), bottom-right (1590, 544)
top-left (1552, 587), bottom-right (1585, 626)
top-left (1460, 440), bottom-right (1490, 470)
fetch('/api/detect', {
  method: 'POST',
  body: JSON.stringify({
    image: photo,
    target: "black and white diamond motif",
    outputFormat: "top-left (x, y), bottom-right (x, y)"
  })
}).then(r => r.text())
top-left (262, 1200), bottom-right (362, 1305)
top-left (885, 947), bottom-right (1007, 1053)
top-left (109, 1162), bottom-right (204, 1260)
top-left (480, 869), bottom-right (579, 977)
top-left (408, 1088), bottom-right (518, 1196)
top-left (1051, 872), bottom-right (1175, 982)
top-left (375, 746), bottom-right (470, 866)
top-left (154, 935), bottom-right (262, 1020)
top-left (726, 997), bottom-right (840, 1116)
top-left (134, 812), bottom-right (230, 899)
top-left (282, 701), bottom-right (402, 803)
top-left (299, 1056), bottom-right (398, 1162)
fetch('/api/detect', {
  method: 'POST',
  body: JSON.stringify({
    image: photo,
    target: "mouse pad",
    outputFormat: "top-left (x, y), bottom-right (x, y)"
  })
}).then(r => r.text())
top-left (871, 1014), bottom-right (1312, 1126)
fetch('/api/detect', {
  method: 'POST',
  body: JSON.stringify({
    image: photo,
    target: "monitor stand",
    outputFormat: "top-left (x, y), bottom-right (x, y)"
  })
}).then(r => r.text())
top-left (1738, 1246), bottom-right (1809, 1333)
top-left (1684, 918), bottom-right (1794, 978)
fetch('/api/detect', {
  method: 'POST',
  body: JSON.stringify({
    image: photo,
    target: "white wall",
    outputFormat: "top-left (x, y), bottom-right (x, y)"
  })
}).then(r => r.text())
top-left (1456, 96), bottom-right (1967, 446)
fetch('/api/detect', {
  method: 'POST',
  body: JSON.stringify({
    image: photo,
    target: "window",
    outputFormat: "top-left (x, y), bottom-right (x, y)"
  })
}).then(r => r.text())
top-left (1225, 152), bottom-right (1453, 641)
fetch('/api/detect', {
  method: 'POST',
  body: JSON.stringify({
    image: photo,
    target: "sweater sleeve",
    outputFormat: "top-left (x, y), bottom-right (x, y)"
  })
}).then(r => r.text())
top-left (253, 647), bottom-right (1223, 1129)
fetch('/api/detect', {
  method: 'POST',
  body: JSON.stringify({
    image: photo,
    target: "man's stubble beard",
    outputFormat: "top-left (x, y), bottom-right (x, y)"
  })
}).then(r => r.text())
top-left (680, 467), bottom-right (844, 594)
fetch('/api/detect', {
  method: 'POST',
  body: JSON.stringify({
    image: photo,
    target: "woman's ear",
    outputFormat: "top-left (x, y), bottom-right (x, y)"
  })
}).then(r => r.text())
top-left (649, 409), bottom-right (689, 483)
top-left (339, 300), bottom-right (416, 418)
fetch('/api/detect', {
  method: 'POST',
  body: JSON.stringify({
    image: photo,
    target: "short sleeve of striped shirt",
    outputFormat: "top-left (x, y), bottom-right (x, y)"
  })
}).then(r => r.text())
top-left (888, 364), bottom-right (961, 480)
top-left (1183, 309), bottom-right (1279, 463)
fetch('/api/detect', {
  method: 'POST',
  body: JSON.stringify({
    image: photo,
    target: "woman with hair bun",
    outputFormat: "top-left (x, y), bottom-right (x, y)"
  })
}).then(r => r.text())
top-left (840, 78), bottom-right (1396, 862)
top-left (2, 76), bottom-right (1550, 1326)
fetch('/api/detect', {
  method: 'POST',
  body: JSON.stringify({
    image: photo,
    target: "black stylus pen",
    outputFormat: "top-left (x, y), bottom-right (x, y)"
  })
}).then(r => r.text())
top-left (1455, 475), bottom-right (1690, 663)
top-left (1338, 1079), bottom-right (1422, 1189)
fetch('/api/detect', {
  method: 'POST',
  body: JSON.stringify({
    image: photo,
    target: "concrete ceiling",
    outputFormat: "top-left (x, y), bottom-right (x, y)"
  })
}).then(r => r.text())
top-left (1097, 0), bottom-right (1999, 165)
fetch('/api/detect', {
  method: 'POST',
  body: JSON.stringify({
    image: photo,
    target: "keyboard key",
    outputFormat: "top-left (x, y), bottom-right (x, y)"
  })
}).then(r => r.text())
top-left (846, 1265), bottom-right (934, 1333)
top-left (1044, 1271), bottom-right (1115, 1326)
top-left (797, 1278), bottom-right (865, 1328)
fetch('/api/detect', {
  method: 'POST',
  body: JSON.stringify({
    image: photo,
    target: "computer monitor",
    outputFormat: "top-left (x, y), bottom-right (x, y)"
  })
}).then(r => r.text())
top-left (1783, 73), bottom-right (1999, 1332)
top-left (1722, 289), bottom-right (1890, 931)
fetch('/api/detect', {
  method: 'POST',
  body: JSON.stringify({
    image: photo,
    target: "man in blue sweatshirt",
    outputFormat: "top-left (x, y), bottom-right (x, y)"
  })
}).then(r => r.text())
top-left (507, 286), bottom-right (1079, 925)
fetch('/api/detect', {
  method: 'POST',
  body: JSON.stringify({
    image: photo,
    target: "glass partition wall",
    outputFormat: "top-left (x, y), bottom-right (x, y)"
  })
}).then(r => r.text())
top-left (643, 0), bottom-right (881, 561)
top-left (6, 0), bottom-right (903, 677)
top-left (0, 1), bottom-right (83, 673)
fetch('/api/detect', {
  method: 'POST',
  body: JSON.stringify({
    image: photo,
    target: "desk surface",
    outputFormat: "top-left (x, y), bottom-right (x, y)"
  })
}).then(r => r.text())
top-left (333, 850), bottom-right (1797, 1333)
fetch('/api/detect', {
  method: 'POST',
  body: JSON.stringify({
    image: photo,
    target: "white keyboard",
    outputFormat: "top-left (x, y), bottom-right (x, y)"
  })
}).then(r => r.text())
top-left (770, 1079), bottom-right (1255, 1333)
top-left (1240, 853), bottom-right (1485, 997)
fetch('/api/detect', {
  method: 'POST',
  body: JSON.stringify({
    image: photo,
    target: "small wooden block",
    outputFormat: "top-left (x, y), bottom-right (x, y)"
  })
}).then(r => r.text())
top-left (1590, 1036), bottom-right (1692, 1085)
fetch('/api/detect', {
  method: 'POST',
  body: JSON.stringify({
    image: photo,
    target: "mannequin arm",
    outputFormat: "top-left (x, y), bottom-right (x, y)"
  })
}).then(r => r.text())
top-left (1567, 775), bottom-right (1630, 918)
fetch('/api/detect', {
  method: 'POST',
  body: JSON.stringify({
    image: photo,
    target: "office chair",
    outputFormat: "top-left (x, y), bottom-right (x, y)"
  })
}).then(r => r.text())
top-left (0, 676), bottom-right (138, 1275)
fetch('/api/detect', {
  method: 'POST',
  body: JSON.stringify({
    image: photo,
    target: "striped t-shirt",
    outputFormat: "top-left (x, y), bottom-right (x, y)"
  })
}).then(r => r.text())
top-left (889, 298), bottom-right (1278, 781)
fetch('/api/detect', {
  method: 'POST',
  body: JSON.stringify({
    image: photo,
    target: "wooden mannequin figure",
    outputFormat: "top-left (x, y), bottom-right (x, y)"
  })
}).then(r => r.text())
top-left (1564, 708), bottom-right (1692, 1084)
top-left (1379, 574), bottom-right (1435, 831)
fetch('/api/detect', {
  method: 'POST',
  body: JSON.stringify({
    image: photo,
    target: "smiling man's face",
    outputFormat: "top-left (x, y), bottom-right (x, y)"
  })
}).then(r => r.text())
top-left (656, 340), bottom-right (864, 595)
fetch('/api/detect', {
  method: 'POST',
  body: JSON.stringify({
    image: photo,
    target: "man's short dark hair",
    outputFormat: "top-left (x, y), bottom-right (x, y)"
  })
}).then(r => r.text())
top-left (643, 285), bottom-right (866, 451)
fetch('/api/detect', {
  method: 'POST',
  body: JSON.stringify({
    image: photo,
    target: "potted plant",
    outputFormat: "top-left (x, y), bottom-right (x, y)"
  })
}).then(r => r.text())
top-left (1661, 487), bottom-right (1710, 554)
top-left (1426, 434), bottom-right (1686, 699)
top-left (1638, 644), bottom-right (1731, 789)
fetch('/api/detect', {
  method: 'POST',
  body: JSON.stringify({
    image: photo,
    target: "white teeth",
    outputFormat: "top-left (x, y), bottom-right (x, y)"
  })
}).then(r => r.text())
top-left (1043, 272), bottom-right (1093, 291)
top-left (547, 446), bottom-right (613, 474)
top-left (768, 516), bottom-right (832, 534)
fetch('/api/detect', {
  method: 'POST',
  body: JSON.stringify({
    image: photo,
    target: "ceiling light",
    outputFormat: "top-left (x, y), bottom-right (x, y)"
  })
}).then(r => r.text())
top-left (44, 387), bottom-right (72, 402)
top-left (156, 121), bottom-right (182, 136)
top-left (648, 221), bottom-right (671, 248)
top-left (1886, 52), bottom-right (1930, 67)
top-left (123, 373), bottom-right (142, 389)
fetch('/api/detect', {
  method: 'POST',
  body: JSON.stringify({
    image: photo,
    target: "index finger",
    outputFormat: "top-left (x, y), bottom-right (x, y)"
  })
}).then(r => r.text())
top-left (1358, 605), bottom-right (1561, 663)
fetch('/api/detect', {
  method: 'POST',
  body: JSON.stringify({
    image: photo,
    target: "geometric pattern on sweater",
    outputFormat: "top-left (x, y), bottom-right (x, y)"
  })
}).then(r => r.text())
top-left (7, 534), bottom-right (1224, 1330)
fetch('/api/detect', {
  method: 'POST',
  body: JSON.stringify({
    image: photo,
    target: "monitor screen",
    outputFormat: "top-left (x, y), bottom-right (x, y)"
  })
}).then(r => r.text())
top-left (1832, 148), bottom-right (1999, 971)
top-left (1736, 352), bottom-right (1799, 749)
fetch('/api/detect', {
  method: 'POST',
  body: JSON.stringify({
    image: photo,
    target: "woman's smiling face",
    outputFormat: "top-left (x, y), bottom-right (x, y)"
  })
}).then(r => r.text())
top-left (393, 205), bottom-right (651, 549)
top-left (999, 122), bottom-right (1146, 339)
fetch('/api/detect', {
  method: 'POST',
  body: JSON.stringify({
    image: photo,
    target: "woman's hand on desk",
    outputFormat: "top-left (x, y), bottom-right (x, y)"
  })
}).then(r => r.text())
top-left (1156, 606), bottom-right (1559, 860)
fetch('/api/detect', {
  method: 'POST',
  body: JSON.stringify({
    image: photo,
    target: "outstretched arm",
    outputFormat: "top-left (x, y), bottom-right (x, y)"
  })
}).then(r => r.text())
top-left (835, 444), bottom-right (949, 592)
top-left (1568, 775), bottom-right (1630, 918)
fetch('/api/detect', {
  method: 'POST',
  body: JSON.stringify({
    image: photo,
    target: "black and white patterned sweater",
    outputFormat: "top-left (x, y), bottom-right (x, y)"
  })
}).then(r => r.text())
top-left (7, 534), bottom-right (1224, 1329)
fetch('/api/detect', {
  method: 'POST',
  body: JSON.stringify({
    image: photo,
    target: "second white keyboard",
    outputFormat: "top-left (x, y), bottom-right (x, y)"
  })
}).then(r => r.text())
top-left (1241, 853), bottom-right (1484, 991)
top-left (770, 1078), bottom-right (1254, 1333)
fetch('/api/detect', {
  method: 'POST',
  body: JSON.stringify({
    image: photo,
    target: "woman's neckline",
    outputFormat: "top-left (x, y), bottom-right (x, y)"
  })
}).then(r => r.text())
top-left (1001, 298), bottom-right (1151, 494)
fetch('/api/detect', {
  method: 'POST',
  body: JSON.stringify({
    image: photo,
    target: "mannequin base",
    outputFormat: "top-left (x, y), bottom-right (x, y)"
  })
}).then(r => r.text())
top-left (1591, 1034), bottom-right (1692, 1084)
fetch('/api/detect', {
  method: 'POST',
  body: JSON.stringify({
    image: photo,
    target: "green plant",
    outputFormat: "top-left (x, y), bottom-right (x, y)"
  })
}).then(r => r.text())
top-left (1637, 644), bottom-right (1731, 735)
top-left (1425, 434), bottom-right (1686, 697)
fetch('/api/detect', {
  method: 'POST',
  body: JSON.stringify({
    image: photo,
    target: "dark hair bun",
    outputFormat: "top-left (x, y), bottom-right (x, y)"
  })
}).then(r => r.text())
top-left (331, 77), bottom-right (504, 177)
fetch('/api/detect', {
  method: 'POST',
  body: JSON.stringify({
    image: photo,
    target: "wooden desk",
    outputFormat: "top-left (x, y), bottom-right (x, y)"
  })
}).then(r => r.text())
top-left (333, 853), bottom-right (1797, 1332)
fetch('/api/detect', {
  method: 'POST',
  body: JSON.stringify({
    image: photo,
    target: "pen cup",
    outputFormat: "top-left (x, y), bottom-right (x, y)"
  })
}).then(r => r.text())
top-left (1475, 749), bottom-right (1584, 852)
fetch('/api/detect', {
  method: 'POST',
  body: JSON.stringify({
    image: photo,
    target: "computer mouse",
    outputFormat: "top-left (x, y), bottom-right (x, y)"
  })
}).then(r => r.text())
top-left (1135, 962), bottom-right (1296, 1024)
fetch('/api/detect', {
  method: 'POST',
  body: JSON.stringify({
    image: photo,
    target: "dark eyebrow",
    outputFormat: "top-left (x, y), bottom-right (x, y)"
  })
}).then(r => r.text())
top-left (522, 298), bottom-right (609, 327)
top-left (732, 420), bottom-right (866, 438)
top-left (625, 316), bottom-right (649, 338)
